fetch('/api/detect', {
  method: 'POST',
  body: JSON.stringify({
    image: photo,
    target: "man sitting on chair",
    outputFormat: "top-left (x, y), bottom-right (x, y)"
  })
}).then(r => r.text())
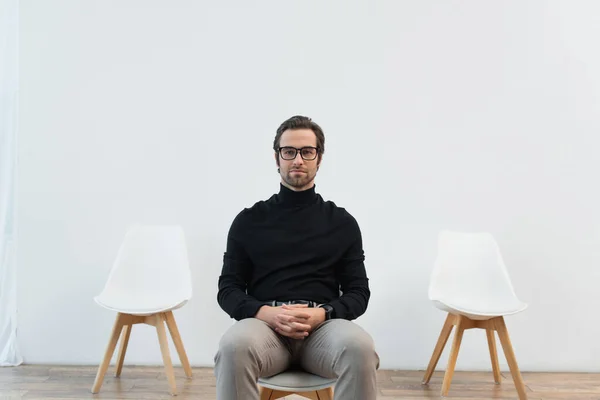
top-left (214, 115), bottom-right (380, 400)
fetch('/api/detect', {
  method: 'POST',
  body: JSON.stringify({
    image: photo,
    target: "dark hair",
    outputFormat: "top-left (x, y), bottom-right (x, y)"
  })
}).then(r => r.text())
top-left (273, 115), bottom-right (325, 156)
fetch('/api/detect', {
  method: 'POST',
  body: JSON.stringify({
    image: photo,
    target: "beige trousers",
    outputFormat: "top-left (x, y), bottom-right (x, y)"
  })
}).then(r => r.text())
top-left (214, 318), bottom-right (380, 400)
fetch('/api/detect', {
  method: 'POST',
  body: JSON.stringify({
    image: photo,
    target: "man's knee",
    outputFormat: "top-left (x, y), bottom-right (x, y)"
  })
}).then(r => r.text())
top-left (215, 319), bottom-right (267, 365)
top-left (332, 321), bottom-right (379, 369)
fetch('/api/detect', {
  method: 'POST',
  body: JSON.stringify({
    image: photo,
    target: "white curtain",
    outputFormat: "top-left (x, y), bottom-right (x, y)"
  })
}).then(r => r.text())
top-left (0, 0), bottom-right (22, 366)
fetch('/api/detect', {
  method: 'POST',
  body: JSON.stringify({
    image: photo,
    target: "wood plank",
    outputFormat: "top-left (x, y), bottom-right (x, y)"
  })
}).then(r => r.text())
top-left (1, 365), bottom-right (598, 399)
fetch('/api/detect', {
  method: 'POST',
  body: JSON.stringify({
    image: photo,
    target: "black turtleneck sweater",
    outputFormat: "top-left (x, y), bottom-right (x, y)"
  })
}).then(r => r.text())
top-left (217, 184), bottom-right (370, 321)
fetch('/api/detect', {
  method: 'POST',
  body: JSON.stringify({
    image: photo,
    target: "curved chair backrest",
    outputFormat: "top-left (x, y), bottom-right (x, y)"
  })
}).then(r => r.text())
top-left (428, 230), bottom-right (519, 306)
top-left (100, 224), bottom-right (192, 301)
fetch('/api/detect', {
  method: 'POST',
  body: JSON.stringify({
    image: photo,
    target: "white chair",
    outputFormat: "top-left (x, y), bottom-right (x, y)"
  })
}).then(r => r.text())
top-left (422, 231), bottom-right (528, 399)
top-left (258, 369), bottom-right (335, 400)
top-left (91, 225), bottom-right (193, 396)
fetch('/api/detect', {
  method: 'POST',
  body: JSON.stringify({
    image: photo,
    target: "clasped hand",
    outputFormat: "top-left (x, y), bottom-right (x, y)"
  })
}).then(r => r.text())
top-left (266, 304), bottom-right (326, 340)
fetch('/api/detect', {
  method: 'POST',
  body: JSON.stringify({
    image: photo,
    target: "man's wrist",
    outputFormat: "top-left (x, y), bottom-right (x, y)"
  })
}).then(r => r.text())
top-left (255, 305), bottom-right (273, 324)
top-left (318, 304), bottom-right (334, 320)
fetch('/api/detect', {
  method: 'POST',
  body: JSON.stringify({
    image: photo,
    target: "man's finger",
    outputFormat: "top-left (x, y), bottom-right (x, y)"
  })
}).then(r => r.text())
top-left (275, 326), bottom-right (308, 339)
top-left (281, 304), bottom-right (309, 309)
top-left (276, 314), bottom-right (308, 324)
top-left (290, 321), bottom-right (311, 331)
top-left (280, 309), bottom-right (311, 319)
top-left (275, 322), bottom-right (309, 338)
top-left (275, 317), bottom-right (310, 332)
top-left (275, 322), bottom-right (293, 333)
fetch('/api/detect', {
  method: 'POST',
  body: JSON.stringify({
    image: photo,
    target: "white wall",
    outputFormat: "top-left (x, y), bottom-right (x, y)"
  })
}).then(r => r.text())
top-left (18, 0), bottom-right (600, 372)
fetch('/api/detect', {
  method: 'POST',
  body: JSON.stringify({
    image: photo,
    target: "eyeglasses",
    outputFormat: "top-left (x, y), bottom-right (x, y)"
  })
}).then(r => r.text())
top-left (278, 146), bottom-right (319, 161)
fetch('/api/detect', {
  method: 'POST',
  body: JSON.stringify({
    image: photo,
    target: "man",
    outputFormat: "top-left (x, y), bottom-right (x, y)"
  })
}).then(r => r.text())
top-left (214, 115), bottom-right (379, 399)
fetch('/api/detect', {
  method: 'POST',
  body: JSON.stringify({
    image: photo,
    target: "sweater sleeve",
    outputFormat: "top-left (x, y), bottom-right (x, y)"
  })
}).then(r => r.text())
top-left (328, 215), bottom-right (371, 320)
top-left (217, 212), bottom-right (265, 320)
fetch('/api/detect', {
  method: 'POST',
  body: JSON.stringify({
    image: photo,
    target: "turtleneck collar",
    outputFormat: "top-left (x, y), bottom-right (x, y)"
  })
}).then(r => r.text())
top-left (276, 183), bottom-right (318, 206)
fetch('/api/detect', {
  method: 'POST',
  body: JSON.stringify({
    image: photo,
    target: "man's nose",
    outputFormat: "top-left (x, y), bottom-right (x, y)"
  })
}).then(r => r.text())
top-left (293, 152), bottom-right (304, 165)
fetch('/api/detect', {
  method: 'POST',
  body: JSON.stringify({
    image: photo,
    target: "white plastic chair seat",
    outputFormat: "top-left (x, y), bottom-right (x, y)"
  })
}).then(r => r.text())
top-left (428, 231), bottom-right (527, 320)
top-left (432, 299), bottom-right (527, 320)
top-left (94, 293), bottom-right (188, 316)
top-left (258, 370), bottom-right (336, 392)
top-left (95, 225), bottom-right (192, 316)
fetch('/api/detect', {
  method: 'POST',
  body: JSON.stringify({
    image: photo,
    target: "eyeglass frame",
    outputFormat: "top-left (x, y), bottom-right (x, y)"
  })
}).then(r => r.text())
top-left (277, 146), bottom-right (321, 161)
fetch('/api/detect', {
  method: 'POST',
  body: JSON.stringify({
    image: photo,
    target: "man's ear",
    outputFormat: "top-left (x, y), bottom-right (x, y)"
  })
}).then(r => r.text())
top-left (274, 152), bottom-right (280, 167)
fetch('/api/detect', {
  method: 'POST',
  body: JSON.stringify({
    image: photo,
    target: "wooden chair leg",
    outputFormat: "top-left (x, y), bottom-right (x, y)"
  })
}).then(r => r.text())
top-left (115, 323), bottom-right (132, 377)
top-left (155, 313), bottom-right (177, 396)
top-left (494, 317), bottom-right (528, 400)
top-left (316, 387), bottom-right (334, 399)
top-left (441, 315), bottom-right (465, 396)
top-left (486, 327), bottom-right (501, 384)
top-left (259, 387), bottom-right (292, 399)
top-left (165, 311), bottom-right (192, 378)
top-left (91, 313), bottom-right (126, 393)
top-left (258, 386), bottom-right (333, 399)
top-left (259, 387), bottom-right (274, 400)
top-left (296, 391), bottom-right (319, 400)
top-left (422, 313), bottom-right (454, 384)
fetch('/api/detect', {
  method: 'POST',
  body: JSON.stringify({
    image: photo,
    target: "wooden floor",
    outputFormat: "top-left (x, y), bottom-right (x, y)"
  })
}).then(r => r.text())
top-left (1, 365), bottom-right (599, 399)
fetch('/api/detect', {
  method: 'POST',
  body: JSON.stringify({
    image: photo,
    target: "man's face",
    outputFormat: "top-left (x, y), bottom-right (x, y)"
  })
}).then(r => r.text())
top-left (275, 128), bottom-right (321, 192)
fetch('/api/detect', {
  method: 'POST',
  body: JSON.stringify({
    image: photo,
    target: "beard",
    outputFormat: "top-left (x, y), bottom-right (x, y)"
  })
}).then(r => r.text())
top-left (282, 168), bottom-right (315, 189)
